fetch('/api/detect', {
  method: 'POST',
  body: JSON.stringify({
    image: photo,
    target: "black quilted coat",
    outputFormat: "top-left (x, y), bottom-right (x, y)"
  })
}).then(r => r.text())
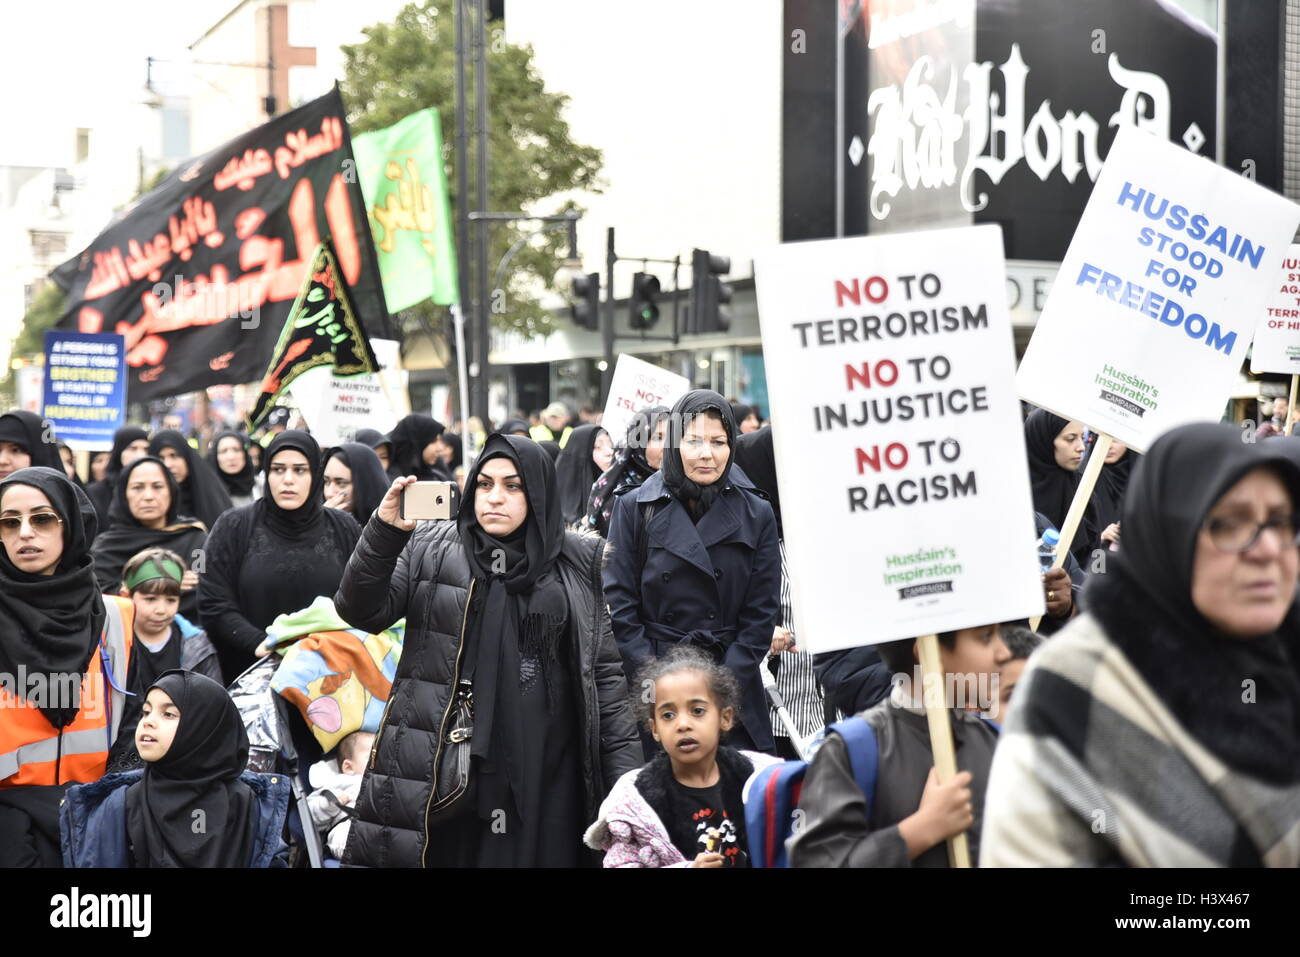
top-left (335, 515), bottom-right (642, 867)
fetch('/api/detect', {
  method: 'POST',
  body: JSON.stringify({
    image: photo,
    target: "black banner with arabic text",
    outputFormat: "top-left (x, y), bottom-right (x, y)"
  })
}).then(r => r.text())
top-left (52, 86), bottom-right (388, 403)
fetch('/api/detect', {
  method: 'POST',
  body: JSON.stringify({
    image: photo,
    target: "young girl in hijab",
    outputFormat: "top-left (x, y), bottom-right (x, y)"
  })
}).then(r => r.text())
top-left (585, 645), bottom-right (780, 867)
top-left (60, 670), bottom-right (289, 867)
top-left (584, 407), bottom-right (670, 537)
top-left (0, 467), bottom-right (134, 866)
top-left (199, 431), bottom-right (361, 682)
top-left (207, 430), bottom-right (258, 508)
top-left (554, 423), bottom-right (613, 528)
top-left (149, 430), bottom-right (233, 530)
top-left (604, 390), bottom-right (782, 755)
top-left (1023, 408), bottom-right (1100, 567)
top-left (983, 423), bottom-right (1300, 866)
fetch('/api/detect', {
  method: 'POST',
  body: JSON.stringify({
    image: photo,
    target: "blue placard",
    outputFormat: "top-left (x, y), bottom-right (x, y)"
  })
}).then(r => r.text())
top-left (42, 331), bottom-right (127, 450)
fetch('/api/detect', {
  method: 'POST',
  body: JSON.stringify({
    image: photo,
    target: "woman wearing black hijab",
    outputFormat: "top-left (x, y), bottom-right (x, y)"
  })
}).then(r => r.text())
top-left (61, 670), bottom-right (290, 867)
top-left (584, 406), bottom-right (670, 537)
top-left (90, 456), bottom-right (207, 619)
top-left (1023, 408), bottom-right (1099, 566)
top-left (353, 428), bottom-right (393, 473)
top-left (554, 423), bottom-right (613, 528)
top-left (0, 467), bottom-right (134, 866)
top-left (984, 423), bottom-right (1300, 866)
top-left (323, 442), bottom-right (390, 524)
top-left (385, 413), bottom-right (450, 481)
top-left (604, 390), bottom-right (782, 755)
top-left (0, 409), bottom-right (64, 480)
top-left (207, 430), bottom-right (257, 508)
top-left (86, 426), bottom-right (150, 531)
top-left (148, 430), bottom-right (233, 530)
top-left (198, 431), bottom-right (362, 682)
top-left (335, 433), bottom-right (641, 868)
top-left (1086, 437), bottom-right (1139, 549)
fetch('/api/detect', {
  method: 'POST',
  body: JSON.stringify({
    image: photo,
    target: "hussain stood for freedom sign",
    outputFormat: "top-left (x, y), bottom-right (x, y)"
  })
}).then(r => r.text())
top-left (1017, 125), bottom-right (1300, 451)
top-left (755, 224), bottom-right (1043, 655)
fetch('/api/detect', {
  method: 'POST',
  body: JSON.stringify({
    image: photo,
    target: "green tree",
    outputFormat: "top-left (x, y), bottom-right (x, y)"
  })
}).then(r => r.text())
top-left (342, 0), bottom-right (603, 402)
top-left (0, 283), bottom-right (66, 406)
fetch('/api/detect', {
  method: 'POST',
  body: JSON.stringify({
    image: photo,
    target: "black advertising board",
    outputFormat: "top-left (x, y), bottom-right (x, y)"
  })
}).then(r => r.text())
top-left (51, 86), bottom-right (388, 402)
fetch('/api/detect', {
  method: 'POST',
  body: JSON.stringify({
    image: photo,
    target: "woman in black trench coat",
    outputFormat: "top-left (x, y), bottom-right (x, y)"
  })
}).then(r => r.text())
top-left (604, 390), bottom-right (782, 754)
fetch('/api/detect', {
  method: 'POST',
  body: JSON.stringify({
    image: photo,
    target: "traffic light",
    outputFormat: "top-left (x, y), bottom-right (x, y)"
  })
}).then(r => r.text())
top-left (690, 249), bottom-right (732, 333)
top-left (570, 272), bottom-right (600, 330)
top-left (629, 272), bottom-right (661, 330)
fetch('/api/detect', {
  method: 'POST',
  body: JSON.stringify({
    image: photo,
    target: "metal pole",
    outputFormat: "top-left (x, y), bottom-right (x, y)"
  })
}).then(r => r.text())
top-left (454, 0), bottom-right (472, 422)
top-left (452, 303), bottom-right (472, 466)
top-left (473, 0), bottom-right (491, 426)
top-left (602, 227), bottom-right (616, 402)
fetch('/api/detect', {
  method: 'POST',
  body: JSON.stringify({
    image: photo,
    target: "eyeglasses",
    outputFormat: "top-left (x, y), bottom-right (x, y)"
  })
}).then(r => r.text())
top-left (0, 512), bottom-right (64, 535)
top-left (1204, 514), bottom-right (1300, 553)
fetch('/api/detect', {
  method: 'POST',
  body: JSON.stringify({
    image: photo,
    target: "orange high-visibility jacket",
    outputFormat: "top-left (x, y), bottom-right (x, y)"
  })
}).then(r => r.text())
top-left (0, 595), bottom-right (134, 787)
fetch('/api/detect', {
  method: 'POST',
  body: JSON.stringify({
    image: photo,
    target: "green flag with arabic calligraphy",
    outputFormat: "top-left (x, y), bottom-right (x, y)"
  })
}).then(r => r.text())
top-left (246, 238), bottom-right (379, 432)
top-left (352, 108), bottom-right (459, 310)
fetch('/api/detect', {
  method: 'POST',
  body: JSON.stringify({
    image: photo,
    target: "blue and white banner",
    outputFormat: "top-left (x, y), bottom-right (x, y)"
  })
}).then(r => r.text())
top-left (42, 331), bottom-right (127, 450)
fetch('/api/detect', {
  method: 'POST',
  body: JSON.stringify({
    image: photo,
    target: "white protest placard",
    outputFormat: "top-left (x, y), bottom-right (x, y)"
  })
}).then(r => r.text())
top-left (600, 354), bottom-right (690, 443)
top-left (1017, 126), bottom-right (1300, 452)
top-left (291, 339), bottom-right (403, 446)
top-left (1250, 245), bottom-right (1300, 374)
top-left (754, 224), bottom-right (1044, 655)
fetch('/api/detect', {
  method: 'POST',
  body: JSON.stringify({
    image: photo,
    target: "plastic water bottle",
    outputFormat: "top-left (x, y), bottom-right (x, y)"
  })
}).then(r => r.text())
top-left (1037, 528), bottom-right (1061, 572)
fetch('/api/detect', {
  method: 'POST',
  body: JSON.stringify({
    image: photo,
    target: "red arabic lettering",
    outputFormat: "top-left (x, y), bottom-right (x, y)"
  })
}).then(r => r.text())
top-left (77, 307), bottom-right (104, 334)
top-left (81, 196), bottom-right (223, 298)
top-left (274, 117), bottom-right (344, 179)
top-left (326, 173), bottom-right (361, 286)
top-left (85, 248), bottom-right (132, 299)
top-left (168, 196), bottom-right (223, 262)
top-left (214, 148), bottom-right (274, 192)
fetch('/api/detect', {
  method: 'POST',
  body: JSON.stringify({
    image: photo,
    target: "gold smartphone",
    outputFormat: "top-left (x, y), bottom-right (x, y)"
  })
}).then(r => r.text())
top-left (400, 481), bottom-right (460, 521)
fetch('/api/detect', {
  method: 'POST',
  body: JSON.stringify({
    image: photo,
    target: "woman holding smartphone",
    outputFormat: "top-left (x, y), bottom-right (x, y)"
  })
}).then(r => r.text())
top-left (333, 432), bottom-right (641, 868)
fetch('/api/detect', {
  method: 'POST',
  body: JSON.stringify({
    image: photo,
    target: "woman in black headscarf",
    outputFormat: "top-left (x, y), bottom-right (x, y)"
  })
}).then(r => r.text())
top-left (554, 424), bottom-right (613, 528)
top-left (198, 431), bottom-right (362, 682)
top-left (983, 423), bottom-right (1300, 866)
top-left (207, 430), bottom-right (258, 508)
top-left (322, 442), bottom-right (390, 524)
top-left (1023, 408), bottom-right (1098, 566)
top-left (385, 414), bottom-right (450, 481)
top-left (0, 467), bottom-right (135, 865)
top-left (353, 428), bottom-right (393, 473)
top-left (604, 390), bottom-right (782, 755)
top-left (583, 406), bottom-right (670, 537)
top-left (148, 430), bottom-right (233, 530)
top-left (90, 456), bottom-right (207, 619)
top-left (334, 434), bottom-right (641, 868)
top-left (1087, 437), bottom-right (1139, 549)
top-left (61, 670), bottom-right (289, 867)
top-left (498, 417), bottom-right (531, 437)
top-left (0, 409), bottom-right (63, 480)
top-left (86, 426), bottom-right (150, 531)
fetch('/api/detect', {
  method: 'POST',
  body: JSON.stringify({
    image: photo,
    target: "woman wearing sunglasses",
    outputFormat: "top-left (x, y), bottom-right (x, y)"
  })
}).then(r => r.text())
top-left (982, 423), bottom-right (1300, 867)
top-left (0, 466), bottom-right (134, 866)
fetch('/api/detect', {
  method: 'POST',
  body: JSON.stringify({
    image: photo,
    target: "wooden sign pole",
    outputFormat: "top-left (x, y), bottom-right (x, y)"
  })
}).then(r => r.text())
top-left (1029, 431), bottom-right (1113, 631)
top-left (915, 633), bottom-right (971, 868)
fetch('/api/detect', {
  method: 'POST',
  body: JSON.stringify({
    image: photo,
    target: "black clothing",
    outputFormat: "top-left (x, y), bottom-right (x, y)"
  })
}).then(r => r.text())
top-left (1023, 409), bottom-right (1097, 565)
top-left (0, 410), bottom-right (63, 472)
top-left (325, 443), bottom-right (390, 524)
top-left (0, 467), bottom-right (105, 728)
top-left (86, 426), bottom-right (151, 531)
top-left (584, 406), bottom-right (668, 538)
top-left (386, 414), bottom-right (445, 481)
top-left (1084, 422), bottom-right (1300, 785)
top-left (734, 425), bottom-right (782, 537)
top-left (148, 431), bottom-right (233, 530)
top-left (634, 746), bottom-right (756, 867)
top-left (207, 430), bottom-right (257, 500)
top-left (124, 670), bottom-right (257, 867)
top-left (198, 442), bottom-right (361, 681)
top-left (334, 514), bottom-right (642, 868)
top-left (90, 456), bottom-right (207, 620)
top-left (554, 424), bottom-right (607, 526)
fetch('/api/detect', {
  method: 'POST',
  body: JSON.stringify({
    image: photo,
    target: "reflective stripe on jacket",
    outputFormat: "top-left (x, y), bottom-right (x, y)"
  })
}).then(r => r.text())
top-left (0, 595), bottom-right (134, 787)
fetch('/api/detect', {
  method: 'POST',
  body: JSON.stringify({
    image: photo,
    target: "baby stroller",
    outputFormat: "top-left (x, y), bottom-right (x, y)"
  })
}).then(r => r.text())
top-left (229, 657), bottom-right (335, 868)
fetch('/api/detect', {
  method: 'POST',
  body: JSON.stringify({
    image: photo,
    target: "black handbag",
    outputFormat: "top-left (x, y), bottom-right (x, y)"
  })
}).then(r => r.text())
top-left (428, 678), bottom-right (477, 822)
